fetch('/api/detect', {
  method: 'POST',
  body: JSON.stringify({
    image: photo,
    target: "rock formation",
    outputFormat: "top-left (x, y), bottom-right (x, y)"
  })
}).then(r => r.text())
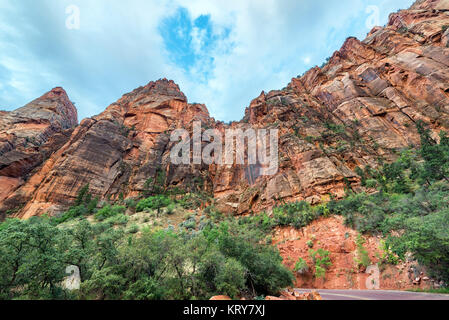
top-left (1, 0), bottom-right (449, 219)
top-left (274, 216), bottom-right (434, 290)
top-left (2, 80), bottom-right (213, 218)
top-left (0, 87), bottom-right (77, 219)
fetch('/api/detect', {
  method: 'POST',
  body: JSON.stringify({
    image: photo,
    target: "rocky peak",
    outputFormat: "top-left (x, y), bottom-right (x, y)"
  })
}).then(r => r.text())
top-left (118, 78), bottom-right (187, 106)
top-left (46, 86), bottom-right (70, 98)
top-left (145, 78), bottom-right (187, 101)
top-left (0, 88), bottom-right (78, 218)
top-left (9, 87), bottom-right (78, 129)
top-left (411, 0), bottom-right (449, 10)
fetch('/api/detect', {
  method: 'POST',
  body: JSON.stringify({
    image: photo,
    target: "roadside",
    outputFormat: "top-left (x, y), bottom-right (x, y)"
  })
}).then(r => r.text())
top-left (295, 289), bottom-right (449, 301)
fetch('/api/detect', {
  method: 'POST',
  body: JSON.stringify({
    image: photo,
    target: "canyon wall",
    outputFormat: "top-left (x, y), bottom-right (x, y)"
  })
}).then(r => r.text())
top-left (0, 88), bottom-right (77, 219)
top-left (1, 0), bottom-right (449, 219)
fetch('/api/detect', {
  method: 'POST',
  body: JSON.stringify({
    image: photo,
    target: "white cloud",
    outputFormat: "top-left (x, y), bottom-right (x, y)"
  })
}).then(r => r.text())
top-left (166, 0), bottom-right (414, 121)
top-left (0, 0), bottom-right (414, 121)
top-left (303, 56), bottom-right (312, 65)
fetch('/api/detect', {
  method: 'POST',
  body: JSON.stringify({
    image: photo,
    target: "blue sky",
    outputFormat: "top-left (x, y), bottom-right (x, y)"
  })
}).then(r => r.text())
top-left (0, 0), bottom-right (414, 122)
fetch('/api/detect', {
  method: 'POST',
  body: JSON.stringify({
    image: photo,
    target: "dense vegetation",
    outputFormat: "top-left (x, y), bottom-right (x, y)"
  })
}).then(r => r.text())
top-left (329, 122), bottom-right (449, 282)
top-left (247, 121), bottom-right (449, 283)
top-left (0, 213), bottom-right (295, 300)
top-left (1, 121), bottom-right (448, 299)
top-left (0, 177), bottom-right (294, 300)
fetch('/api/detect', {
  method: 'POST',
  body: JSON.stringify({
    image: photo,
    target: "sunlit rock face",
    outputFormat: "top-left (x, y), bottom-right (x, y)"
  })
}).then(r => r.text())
top-left (1, 79), bottom-right (214, 219)
top-left (0, 87), bottom-right (77, 219)
top-left (2, 0), bottom-right (449, 219)
top-left (214, 0), bottom-right (449, 214)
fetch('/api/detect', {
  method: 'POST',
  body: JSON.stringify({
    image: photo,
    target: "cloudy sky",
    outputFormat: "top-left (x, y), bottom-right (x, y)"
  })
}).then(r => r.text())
top-left (0, 0), bottom-right (413, 122)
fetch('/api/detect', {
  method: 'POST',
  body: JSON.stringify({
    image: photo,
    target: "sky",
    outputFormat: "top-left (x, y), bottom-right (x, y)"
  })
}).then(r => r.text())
top-left (0, 0), bottom-right (414, 122)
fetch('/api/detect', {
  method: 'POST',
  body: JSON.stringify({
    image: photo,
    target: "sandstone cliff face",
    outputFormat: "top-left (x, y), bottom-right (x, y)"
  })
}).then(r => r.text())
top-left (214, 0), bottom-right (449, 213)
top-left (6, 79), bottom-right (214, 218)
top-left (0, 88), bottom-right (77, 218)
top-left (2, 0), bottom-right (449, 219)
top-left (275, 216), bottom-right (433, 291)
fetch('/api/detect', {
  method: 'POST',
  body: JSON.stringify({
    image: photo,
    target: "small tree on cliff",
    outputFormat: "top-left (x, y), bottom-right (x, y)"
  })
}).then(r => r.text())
top-left (143, 168), bottom-right (166, 196)
top-left (416, 121), bottom-right (449, 185)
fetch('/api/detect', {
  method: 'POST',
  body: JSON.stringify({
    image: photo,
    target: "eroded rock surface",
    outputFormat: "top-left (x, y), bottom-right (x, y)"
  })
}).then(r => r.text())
top-left (6, 79), bottom-right (214, 218)
top-left (1, 0), bottom-right (449, 219)
top-left (0, 87), bottom-right (77, 218)
top-left (214, 0), bottom-right (449, 213)
top-left (275, 216), bottom-right (434, 291)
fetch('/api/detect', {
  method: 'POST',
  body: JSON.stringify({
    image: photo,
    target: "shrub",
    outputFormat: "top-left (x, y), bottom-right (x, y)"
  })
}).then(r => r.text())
top-left (123, 277), bottom-right (165, 300)
top-left (365, 179), bottom-right (378, 188)
top-left (307, 240), bottom-right (314, 248)
top-left (272, 201), bottom-right (318, 229)
top-left (136, 195), bottom-right (172, 215)
top-left (207, 221), bottom-right (294, 296)
top-left (166, 203), bottom-right (176, 215)
top-left (215, 258), bottom-right (247, 299)
top-left (1, 207), bottom-right (295, 300)
top-left (205, 205), bottom-right (223, 222)
top-left (180, 217), bottom-right (196, 230)
top-left (309, 249), bottom-right (332, 279)
top-left (179, 193), bottom-right (206, 210)
top-left (124, 198), bottom-right (137, 209)
top-left (105, 214), bottom-right (129, 226)
top-left (354, 234), bottom-right (371, 269)
top-left (53, 205), bottom-right (88, 224)
top-left (52, 186), bottom-right (98, 224)
top-left (95, 205), bottom-right (126, 221)
top-left (379, 240), bottom-right (400, 265)
top-left (0, 218), bottom-right (69, 299)
top-left (294, 258), bottom-right (309, 275)
top-left (127, 224), bottom-right (139, 234)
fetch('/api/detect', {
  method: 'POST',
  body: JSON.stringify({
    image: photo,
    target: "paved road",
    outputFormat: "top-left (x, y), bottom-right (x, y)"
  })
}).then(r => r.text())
top-left (295, 289), bottom-right (449, 300)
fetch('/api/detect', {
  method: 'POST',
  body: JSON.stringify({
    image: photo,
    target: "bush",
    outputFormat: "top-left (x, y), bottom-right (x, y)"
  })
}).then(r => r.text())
top-left (309, 249), bottom-right (332, 279)
top-left (386, 208), bottom-right (449, 281)
top-left (1, 205), bottom-right (295, 300)
top-left (123, 277), bottom-right (165, 300)
top-left (209, 221), bottom-right (294, 296)
top-left (272, 201), bottom-right (319, 229)
top-left (95, 205), bottom-right (126, 221)
top-left (136, 195), bottom-right (172, 214)
top-left (215, 258), bottom-right (247, 299)
top-left (294, 258), bottom-right (309, 275)
top-left (365, 179), bottom-right (378, 188)
top-left (105, 214), bottom-right (129, 226)
top-left (0, 218), bottom-right (69, 299)
top-left (166, 203), bottom-right (176, 215)
top-left (127, 224), bottom-right (139, 234)
top-left (180, 217), bottom-right (196, 230)
top-left (52, 186), bottom-right (98, 224)
top-left (354, 234), bottom-right (371, 269)
top-left (124, 198), bottom-right (137, 209)
top-left (179, 193), bottom-right (207, 210)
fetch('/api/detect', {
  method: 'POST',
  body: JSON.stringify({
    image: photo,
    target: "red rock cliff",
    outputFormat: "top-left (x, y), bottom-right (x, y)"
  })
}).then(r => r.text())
top-left (0, 88), bottom-right (77, 218)
top-left (2, 0), bottom-right (449, 219)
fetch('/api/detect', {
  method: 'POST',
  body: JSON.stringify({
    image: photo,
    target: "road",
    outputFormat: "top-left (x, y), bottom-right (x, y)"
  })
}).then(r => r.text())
top-left (295, 289), bottom-right (449, 300)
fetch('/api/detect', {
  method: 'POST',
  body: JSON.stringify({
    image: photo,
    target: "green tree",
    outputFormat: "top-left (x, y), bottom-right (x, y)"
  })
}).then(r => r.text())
top-left (215, 258), bottom-right (247, 299)
top-left (309, 248), bottom-right (332, 279)
top-left (416, 121), bottom-right (449, 184)
top-left (0, 218), bottom-right (69, 299)
top-left (136, 195), bottom-right (172, 217)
